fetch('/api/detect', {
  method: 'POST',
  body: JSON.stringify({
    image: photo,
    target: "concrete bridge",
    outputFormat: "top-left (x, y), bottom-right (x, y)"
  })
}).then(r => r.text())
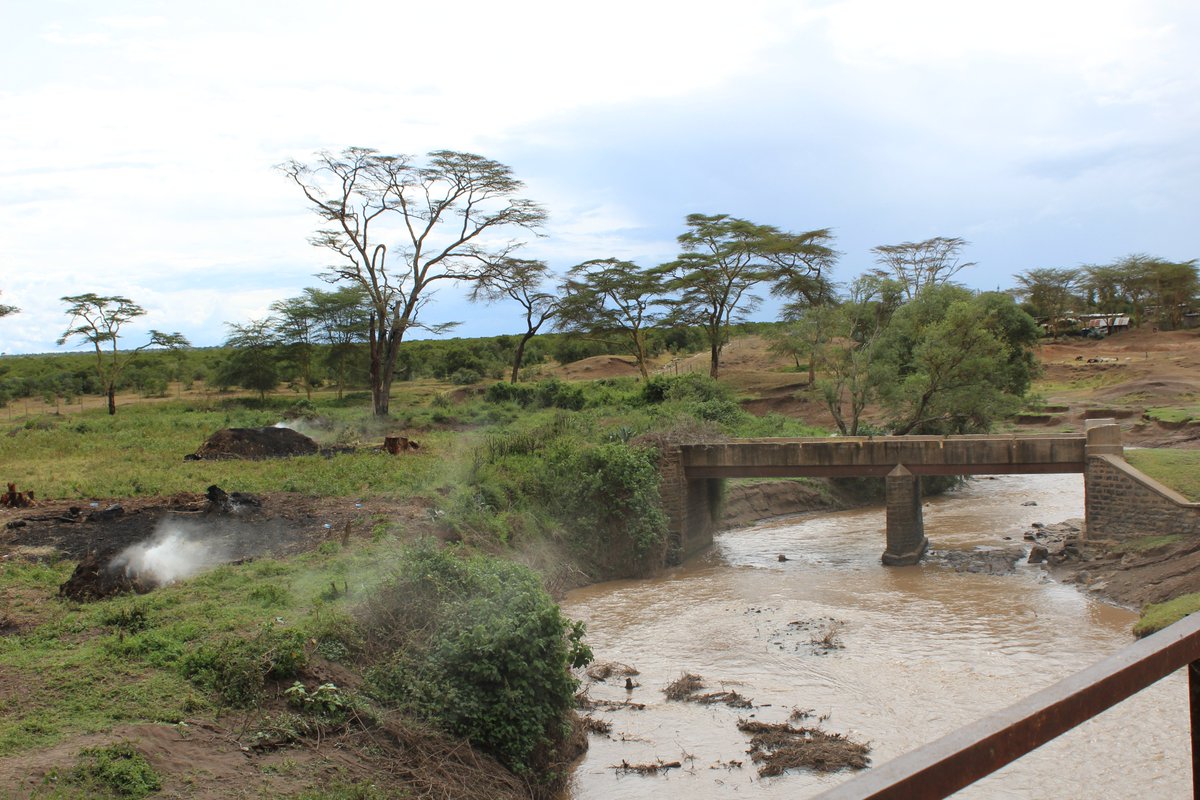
top-left (659, 421), bottom-right (1126, 565)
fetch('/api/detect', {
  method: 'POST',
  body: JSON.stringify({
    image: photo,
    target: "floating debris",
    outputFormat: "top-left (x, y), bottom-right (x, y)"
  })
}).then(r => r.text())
top-left (664, 672), bottom-right (705, 701)
top-left (738, 719), bottom-right (871, 777)
top-left (664, 672), bottom-right (753, 707)
top-left (612, 759), bottom-right (682, 775)
top-left (586, 660), bottom-right (640, 682)
top-left (580, 716), bottom-right (613, 735)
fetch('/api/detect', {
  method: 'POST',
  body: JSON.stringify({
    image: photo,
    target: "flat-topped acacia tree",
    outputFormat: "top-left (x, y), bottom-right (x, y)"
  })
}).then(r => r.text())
top-left (280, 148), bottom-right (547, 416)
top-left (58, 293), bottom-right (189, 415)
top-left (661, 214), bottom-right (837, 379)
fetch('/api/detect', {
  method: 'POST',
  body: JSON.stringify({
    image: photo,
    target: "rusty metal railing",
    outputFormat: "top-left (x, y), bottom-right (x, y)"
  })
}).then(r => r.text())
top-left (813, 611), bottom-right (1200, 799)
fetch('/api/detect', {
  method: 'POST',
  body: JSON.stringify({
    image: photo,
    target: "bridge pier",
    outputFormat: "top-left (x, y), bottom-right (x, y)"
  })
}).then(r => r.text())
top-left (882, 464), bottom-right (929, 566)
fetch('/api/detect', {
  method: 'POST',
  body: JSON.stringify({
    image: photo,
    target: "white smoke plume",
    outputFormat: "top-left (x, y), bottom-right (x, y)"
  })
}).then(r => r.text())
top-left (112, 521), bottom-right (230, 585)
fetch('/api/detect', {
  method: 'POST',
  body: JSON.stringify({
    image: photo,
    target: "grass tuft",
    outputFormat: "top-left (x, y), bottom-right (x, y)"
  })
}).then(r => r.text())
top-left (1133, 594), bottom-right (1200, 638)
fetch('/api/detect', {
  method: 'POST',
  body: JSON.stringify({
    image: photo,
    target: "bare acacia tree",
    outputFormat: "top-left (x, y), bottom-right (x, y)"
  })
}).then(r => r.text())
top-left (58, 294), bottom-right (189, 415)
top-left (279, 148), bottom-right (547, 416)
top-left (470, 258), bottom-right (559, 383)
top-left (870, 236), bottom-right (975, 301)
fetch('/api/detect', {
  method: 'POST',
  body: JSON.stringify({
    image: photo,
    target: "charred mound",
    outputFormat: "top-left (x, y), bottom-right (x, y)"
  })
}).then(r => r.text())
top-left (59, 549), bottom-right (156, 601)
top-left (193, 427), bottom-right (319, 460)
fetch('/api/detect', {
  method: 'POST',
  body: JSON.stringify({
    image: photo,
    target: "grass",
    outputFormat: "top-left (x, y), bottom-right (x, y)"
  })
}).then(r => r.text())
top-left (1133, 593), bottom-right (1200, 638)
top-left (0, 399), bottom-right (454, 498)
top-left (1110, 534), bottom-right (1187, 554)
top-left (1142, 404), bottom-right (1200, 424)
top-left (0, 535), bottom-right (408, 756)
top-left (1125, 449), bottom-right (1200, 501)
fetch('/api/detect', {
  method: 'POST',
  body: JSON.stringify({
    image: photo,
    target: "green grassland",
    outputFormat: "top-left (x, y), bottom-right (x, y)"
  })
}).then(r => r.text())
top-left (1125, 449), bottom-right (1200, 501)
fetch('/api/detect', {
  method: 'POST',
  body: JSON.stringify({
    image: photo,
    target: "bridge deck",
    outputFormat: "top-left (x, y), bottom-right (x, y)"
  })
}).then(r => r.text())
top-left (679, 435), bottom-right (1088, 479)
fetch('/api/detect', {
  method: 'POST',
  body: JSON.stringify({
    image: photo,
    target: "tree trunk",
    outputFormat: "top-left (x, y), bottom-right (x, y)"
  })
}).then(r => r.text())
top-left (107, 386), bottom-right (116, 415)
top-left (371, 324), bottom-right (403, 417)
top-left (709, 342), bottom-right (721, 379)
top-left (368, 313), bottom-right (391, 417)
top-left (510, 332), bottom-right (534, 383)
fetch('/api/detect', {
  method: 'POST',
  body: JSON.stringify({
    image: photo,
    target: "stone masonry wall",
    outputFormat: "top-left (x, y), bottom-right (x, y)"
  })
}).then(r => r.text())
top-left (659, 446), bottom-right (687, 563)
top-left (1085, 454), bottom-right (1200, 538)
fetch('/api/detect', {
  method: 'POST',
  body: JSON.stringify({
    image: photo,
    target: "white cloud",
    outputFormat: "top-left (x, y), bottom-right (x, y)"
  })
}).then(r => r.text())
top-left (0, 1), bottom-right (1196, 352)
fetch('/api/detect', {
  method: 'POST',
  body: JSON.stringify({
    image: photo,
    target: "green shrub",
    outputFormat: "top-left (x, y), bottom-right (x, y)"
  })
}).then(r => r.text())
top-left (63, 742), bottom-right (161, 799)
top-left (544, 440), bottom-right (668, 563)
top-left (363, 542), bottom-right (590, 781)
top-left (641, 372), bottom-right (731, 404)
top-left (484, 378), bottom-right (584, 410)
top-left (181, 624), bottom-right (308, 707)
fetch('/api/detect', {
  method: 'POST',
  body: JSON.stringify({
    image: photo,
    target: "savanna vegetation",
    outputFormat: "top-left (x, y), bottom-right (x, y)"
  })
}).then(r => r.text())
top-left (1, 144), bottom-right (1198, 797)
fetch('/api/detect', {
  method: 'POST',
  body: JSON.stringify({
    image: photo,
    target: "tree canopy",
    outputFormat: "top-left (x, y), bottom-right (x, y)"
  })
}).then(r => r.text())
top-left (280, 147), bottom-right (546, 415)
top-left (470, 258), bottom-right (559, 383)
top-left (557, 258), bottom-right (667, 379)
top-left (57, 293), bottom-right (189, 415)
top-left (661, 214), bottom-right (837, 378)
top-left (870, 236), bottom-right (974, 301)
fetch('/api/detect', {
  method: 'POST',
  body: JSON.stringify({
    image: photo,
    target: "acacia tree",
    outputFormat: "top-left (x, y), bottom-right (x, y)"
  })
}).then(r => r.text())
top-left (870, 236), bottom-right (975, 301)
top-left (306, 286), bottom-right (370, 399)
top-left (0, 291), bottom-right (17, 318)
top-left (218, 319), bottom-right (280, 400)
top-left (1013, 267), bottom-right (1081, 339)
top-left (808, 275), bottom-right (903, 435)
top-left (58, 294), bottom-right (189, 415)
top-left (280, 148), bottom-right (546, 416)
top-left (661, 214), bottom-right (837, 378)
top-left (470, 258), bottom-right (559, 383)
top-left (270, 295), bottom-right (320, 399)
top-left (557, 259), bottom-right (666, 379)
top-left (1145, 258), bottom-right (1199, 329)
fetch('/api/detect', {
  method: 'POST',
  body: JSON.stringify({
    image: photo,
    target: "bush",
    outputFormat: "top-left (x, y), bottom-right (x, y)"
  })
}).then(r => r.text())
top-left (641, 372), bottom-right (732, 405)
top-left (544, 441), bottom-right (668, 563)
top-left (182, 624), bottom-right (308, 707)
top-left (363, 542), bottom-right (590, 781)
top-left (64, 742), bottom-right (161, 799)
top-left (450, 368), bottom-right (482, 385)
top-left (484, 378), bottom-right (585, 410)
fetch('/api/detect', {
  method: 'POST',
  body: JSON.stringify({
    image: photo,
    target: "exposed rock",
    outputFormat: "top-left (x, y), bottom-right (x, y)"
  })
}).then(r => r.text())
top-left (926, 546), bottom-right (1026, 575)
top-left (1028, 544), bottom-right (1050, 564)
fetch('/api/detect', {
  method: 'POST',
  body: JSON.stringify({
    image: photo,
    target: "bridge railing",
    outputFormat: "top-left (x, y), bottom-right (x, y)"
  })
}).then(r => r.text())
top-left (812, 611), bottom-right (1200, 799)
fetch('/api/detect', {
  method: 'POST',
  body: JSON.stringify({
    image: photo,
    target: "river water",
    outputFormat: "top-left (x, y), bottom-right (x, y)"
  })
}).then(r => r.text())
top-left (563, 474), bottom-right (1189, 799)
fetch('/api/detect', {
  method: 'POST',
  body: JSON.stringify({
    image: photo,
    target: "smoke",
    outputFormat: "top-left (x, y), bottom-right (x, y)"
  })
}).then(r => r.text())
top-left (112, 521), bottom-right (230, 585)
top-left (274, 418), bottom-right (327, 441)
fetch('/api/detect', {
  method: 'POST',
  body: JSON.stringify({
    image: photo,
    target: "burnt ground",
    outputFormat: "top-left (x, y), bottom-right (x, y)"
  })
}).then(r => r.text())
top-left (1, 492), bottom-right (437, 566)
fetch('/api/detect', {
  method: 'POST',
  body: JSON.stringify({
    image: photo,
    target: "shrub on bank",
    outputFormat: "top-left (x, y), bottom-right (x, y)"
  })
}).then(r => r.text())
top-left (362, 542), bottom-right (591, 781)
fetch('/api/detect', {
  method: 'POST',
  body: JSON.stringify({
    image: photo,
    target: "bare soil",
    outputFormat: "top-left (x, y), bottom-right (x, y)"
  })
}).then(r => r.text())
top-left (0, 715), bottom-right (534, 800)
top-left (1027, 327), bottom-right (1200, 447)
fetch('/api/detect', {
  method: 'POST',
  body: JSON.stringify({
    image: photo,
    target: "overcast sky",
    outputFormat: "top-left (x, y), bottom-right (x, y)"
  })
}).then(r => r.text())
top-left (1, 0), bottom-right (1196, 354)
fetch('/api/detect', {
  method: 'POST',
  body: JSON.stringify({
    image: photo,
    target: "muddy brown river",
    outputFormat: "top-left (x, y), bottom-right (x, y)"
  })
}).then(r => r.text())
top-left (564, 474), bottom-right (1189, 799)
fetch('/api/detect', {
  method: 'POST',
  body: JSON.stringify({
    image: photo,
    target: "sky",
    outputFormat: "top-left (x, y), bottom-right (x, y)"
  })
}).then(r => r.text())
top-left (1, 0), bottom-right (1196, 354)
